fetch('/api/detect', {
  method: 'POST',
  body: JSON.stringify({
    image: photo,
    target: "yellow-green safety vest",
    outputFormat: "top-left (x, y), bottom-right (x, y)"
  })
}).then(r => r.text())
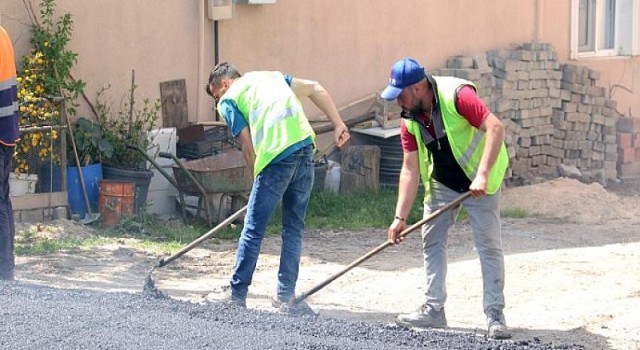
top-left (405, 76), bottom-right (508, 201)
top-left (218, 71), bottom-right (316, 177)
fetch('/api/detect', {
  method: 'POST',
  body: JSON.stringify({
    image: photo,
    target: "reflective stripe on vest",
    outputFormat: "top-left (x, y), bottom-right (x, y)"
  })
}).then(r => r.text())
top-left (405, 76), bottom-right (508, 198)
top-left (0, 76), bottom-right (18, 118)
top-left (219, 71), bottom-right (315, 176)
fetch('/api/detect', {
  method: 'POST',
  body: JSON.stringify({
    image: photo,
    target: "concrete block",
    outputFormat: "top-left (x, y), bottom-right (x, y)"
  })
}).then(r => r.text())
top-left (562, 102), bottom-right (577, 113)
top-left (592, 114), bottom-right (605, 125)
top-left (566, 113), bottom-right (590, 123)
top-left (447, 56), bottom-right (474, 69)
top-left (510, 158), bottom-right (531, 175)
top-left (604, 99), bottom-right (618, 109)
top-left (606, 143), bottom-right (618, 152)
top-left (452, 69), bottom-right (481, 81)
top-left (561, 82), bottom-right (587, 94)
top-left (577, 103), bottom-right (592, 114)
top-left (591, 149), bottom-right (604, 161)
top-left (472, 54), bottom-right (490, 70)
top-left (510, 50), bottom-right (534, 61)
top-left (604, 134), bottom-right (618, 143)
top-left (570, 122), bottom-right (587, 132)
top-left (528, 70), bottom-right (548, 80)
top-left (587, 132), bottom-right (599, 141)
top-left (492, 99), bottom-right (512, 113)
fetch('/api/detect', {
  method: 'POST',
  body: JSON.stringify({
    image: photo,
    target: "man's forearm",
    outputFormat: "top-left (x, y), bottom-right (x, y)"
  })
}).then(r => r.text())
top-left (308, 86), bottom-right (343, 127)
top-left (477, 114), bottom-right (505, 177)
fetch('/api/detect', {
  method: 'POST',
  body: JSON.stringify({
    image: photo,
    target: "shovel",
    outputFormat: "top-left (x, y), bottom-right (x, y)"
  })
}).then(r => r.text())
top-left (291, 191), bottom-right (471, 307)
top-left (65, 107), bottom-right (100, 225)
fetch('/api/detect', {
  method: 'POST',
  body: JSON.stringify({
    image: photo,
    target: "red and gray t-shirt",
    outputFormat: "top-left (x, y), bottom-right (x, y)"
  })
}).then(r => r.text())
top-left (400, 85), bottom-right (490, 192)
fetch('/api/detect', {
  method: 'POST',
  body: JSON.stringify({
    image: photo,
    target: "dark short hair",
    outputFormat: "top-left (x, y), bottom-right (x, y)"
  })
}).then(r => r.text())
top-left (205, 62), bottom-right (242, 96)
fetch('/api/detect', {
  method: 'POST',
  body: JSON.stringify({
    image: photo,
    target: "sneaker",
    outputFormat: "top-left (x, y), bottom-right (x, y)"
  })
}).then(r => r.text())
top-left (487, 309), bottom-right (512, 339)
top-left (271, 295), bottom-right (318, 316)
top-left (205, 286), bottom-right (246, 308)
top-left (396, 304), bottom-right (447, 329)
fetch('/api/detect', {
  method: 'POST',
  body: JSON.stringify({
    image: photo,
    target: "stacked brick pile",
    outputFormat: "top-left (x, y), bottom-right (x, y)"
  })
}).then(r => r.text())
top-left (432, 42), bottom-right (625, 184)
top-left (486, 43), bottom-right (563, 182)
top-left (553, 63), bottom-right (619, 179)
top-left (437, 54), bottom-right (495, 105)
top-left (617, 117), bottom-right (640, 177)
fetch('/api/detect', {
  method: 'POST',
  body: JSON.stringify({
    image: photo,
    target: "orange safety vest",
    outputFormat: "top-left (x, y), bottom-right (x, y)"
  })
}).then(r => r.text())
top-left (0, 25), bottom-right (20, 146)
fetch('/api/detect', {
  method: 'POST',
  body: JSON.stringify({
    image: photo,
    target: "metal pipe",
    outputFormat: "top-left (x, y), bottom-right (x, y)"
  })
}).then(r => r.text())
top-left (535, 0), bottom-right (543, 43)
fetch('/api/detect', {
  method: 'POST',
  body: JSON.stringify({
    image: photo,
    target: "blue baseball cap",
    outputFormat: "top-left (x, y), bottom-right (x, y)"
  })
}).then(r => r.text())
top-left (380, 58), bottom-right (426, 100)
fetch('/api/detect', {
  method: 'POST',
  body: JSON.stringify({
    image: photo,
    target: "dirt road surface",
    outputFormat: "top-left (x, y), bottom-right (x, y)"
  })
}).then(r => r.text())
top-left (13, 178), bottom-right (640, 349)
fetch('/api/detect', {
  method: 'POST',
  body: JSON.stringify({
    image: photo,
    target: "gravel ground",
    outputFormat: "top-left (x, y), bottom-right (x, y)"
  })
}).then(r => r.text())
top-left (1, 281), bottom-right (583, 350)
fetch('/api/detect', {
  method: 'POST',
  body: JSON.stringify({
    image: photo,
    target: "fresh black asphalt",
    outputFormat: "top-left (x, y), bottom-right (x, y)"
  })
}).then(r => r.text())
top-left (0, 281), bottom-right (583, 349)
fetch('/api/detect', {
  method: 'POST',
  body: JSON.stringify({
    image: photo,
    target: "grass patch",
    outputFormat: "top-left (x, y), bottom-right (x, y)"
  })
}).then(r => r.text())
top-left (15, 233), bottom-right (112, 256)
top-left (501, 207), bottom-right (531, 218)
top-left (100, 212), bottom-right (210, 244)
top-left (262, 187), bottom-right (425, 236)
top-left (16, 188), bottom-right (529, 256)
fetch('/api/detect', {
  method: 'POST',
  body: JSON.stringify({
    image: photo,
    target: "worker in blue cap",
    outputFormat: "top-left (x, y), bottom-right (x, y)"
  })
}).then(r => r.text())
top-left (382, 57), bottom-right (511, 339)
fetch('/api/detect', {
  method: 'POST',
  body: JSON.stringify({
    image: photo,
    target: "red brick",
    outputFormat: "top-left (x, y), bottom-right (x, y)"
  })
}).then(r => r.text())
top-left (618, 147), bottom-right (636, 164)
top-left (634, 134), bottom-right (640, 147)
top-left (618, 133), bottom-right (633, 148)
top-left (636, 148), bottom-right (640, 162)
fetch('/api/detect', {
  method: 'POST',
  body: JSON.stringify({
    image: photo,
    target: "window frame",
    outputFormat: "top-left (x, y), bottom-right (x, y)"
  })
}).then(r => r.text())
top-left (571, 0), bottom-right (639, 58)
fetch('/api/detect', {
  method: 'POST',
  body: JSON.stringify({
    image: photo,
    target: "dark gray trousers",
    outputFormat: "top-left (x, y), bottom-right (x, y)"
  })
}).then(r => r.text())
top-left (0, 144), bottom-right (15, 279)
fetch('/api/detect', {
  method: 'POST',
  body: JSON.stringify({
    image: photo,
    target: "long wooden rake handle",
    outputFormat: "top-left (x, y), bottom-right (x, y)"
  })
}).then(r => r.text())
top-left (293, 192), bottom-right (471, 305)
top-left (157, 205), bottom-right (248, 268)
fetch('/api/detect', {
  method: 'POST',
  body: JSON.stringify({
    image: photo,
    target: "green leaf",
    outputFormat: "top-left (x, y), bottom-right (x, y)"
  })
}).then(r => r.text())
top-left (98, 139), bottom-right (113, 159)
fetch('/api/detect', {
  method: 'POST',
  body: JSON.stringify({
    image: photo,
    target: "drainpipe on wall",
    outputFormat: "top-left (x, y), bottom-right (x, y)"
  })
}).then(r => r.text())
top-left (535, 0), bottom-right (543, 43)
top-left (214, 20), bottom-right (219, 66)
top-left (196, 0), bottom-right (206, 124)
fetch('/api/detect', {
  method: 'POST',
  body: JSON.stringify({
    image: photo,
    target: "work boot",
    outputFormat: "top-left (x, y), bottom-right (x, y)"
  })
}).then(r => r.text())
top-left (271, 295), bottom-right (318, 317)
top-left (205, 285), bottom-right (246, 308)
top-left (396, 304), bottom-right (447, 329)
top-left (486, 308), bottom-right (511, 339)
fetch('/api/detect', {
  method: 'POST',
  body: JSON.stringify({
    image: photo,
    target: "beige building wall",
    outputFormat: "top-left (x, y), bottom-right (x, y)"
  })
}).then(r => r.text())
top-left (219, 0), bottom-right (537, 119)
top-left (540, 0), bottom-right (640, 119)
top-left (1, 0), bottom-right (638, 124)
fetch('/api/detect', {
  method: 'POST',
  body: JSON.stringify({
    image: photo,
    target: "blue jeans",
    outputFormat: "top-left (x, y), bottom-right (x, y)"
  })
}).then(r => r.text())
top-left (230, 145), bottom-right (314, 301)
top-left (0, 145), bottom-right (15, 279)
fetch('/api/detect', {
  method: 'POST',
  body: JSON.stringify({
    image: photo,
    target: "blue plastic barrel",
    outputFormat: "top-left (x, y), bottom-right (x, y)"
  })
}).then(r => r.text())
top-left (67, 163), bottom-right (103, 217)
